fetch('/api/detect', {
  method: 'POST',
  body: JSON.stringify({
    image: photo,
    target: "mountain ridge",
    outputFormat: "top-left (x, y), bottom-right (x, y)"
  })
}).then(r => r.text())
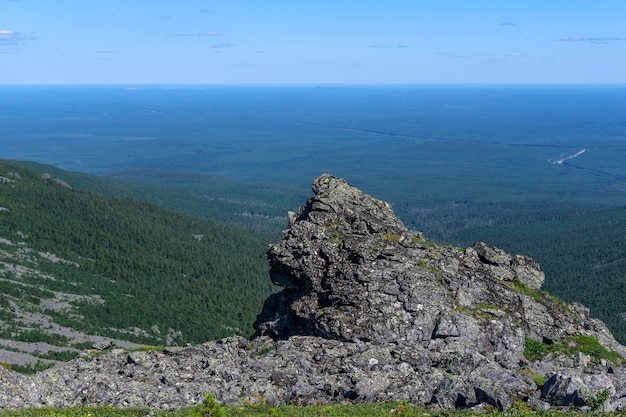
top-left (6, 158), bottom-right (626, 345)
top-left (2, 174), bottom-right (624, 412)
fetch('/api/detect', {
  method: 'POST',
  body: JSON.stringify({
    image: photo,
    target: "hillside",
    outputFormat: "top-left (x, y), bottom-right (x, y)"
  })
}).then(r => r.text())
top-left (0, 160), bottom-right (274, 368)
top-left (12, 161), bottom-right (306, 233)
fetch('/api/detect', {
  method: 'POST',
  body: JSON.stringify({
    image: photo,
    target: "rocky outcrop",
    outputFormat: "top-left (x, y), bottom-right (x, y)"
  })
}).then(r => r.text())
top-left (1, 174), bottom-right (626, 412)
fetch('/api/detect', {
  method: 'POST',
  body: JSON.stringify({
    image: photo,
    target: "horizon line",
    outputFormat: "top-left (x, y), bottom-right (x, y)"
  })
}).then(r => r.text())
top-left (1, 82), bottom-right (625, 88)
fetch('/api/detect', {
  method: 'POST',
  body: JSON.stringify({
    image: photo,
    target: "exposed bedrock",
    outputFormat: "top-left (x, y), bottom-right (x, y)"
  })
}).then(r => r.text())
top-left (2, 174), bottom-right (625, 412)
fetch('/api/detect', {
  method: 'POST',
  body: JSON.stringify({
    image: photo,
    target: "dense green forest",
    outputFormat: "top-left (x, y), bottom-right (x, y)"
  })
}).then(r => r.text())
top-left (13, 161), bottom-right (305, 233)
top-left (0, 160), bottom-right (275, 348)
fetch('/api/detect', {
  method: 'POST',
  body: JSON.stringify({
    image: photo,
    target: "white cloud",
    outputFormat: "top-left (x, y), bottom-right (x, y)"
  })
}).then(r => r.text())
top-left (0, 29), bottom-right (35, 53)
top-left (174, 32), bottom-right (221, 37)
top-left (0, 30), bottom-right (34, 41)
top-left (368, 44), bottom-right (409, 49)
top-left (557, 36), bottom-right (626, 43)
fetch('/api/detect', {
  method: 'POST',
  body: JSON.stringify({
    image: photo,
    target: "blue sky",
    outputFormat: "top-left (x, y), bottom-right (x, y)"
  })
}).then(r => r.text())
top-left (1, 0), bottom-right (625, 84)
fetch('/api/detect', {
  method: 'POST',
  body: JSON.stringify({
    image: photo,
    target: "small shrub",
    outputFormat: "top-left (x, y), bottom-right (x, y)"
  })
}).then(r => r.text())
top-left (524, 338), bottom-right (549, 362)
top-left (10, 360), bottom-right (54, 375)
top-left (242, 392), bottom-right (267, 406)
top-left (391, 400), bottom-right (409, 416)
top-left (511, 398), bottom-right (532, 413)
top-left (258, 347), bottom-right (272, 356)
top-left (586, 388), bottom-right (610, 411)
top-left (417, 259), bottom-right (439, 274)
top-left (530, 372), bottom-right (545, 388)
top-left (35, 350), bottom-right (79, 361)
top-left (324, 221), bottom-right (343, 243)
top-left (71, 341), bottom-right (95, 350)
top-left (267, 408), bottom-right (281, 417)
top-left (192, 393), bottom-right (224, 417)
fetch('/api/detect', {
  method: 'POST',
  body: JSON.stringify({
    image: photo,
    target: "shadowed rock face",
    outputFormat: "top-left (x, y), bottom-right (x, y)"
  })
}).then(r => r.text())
top-left (1, 174), bottom-right (626, 412)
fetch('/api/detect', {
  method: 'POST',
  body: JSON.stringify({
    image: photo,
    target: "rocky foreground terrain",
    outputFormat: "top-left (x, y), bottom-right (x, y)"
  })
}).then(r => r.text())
top-left (1, 174), bottom-right (626, 411)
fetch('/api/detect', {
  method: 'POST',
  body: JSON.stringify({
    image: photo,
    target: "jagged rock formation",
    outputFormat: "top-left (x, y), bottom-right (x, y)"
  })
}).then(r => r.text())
top-left (1, 174), bottom-right (626, 411)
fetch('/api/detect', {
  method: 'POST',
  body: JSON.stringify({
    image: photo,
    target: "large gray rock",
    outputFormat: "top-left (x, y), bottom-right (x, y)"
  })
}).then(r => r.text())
top-left (254, 174), bottom-right (600, 350)
top-left (1, 174), bottom-right (625, 412)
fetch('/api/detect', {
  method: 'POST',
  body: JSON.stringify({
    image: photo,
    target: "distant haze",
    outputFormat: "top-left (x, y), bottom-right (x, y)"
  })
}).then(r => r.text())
top-left (1, 84), bottom-right (625, 208)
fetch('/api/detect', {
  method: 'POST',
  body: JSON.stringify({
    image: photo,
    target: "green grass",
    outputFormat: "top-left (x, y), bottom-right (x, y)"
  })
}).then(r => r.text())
top-left (0, 402), bottom-right (621, 417)
top-left (503, 279), bottom-right (544, 303)
top-left (131, 345), bottom-right (166, 353)
top-left (501, 279), bottom-right (571, 316)
top-left (409, 238), bottom-right (436, 248)
top-left (324, 221), bottom-right (344, 244)
top-left (0, 408), bottom-right (151, 417)
top-left (519, 369), bottom-right (546, 388)
top-left (524, 335), bottom-right (626, 366)
top-left (417, 259), bottom-right (440, 274)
